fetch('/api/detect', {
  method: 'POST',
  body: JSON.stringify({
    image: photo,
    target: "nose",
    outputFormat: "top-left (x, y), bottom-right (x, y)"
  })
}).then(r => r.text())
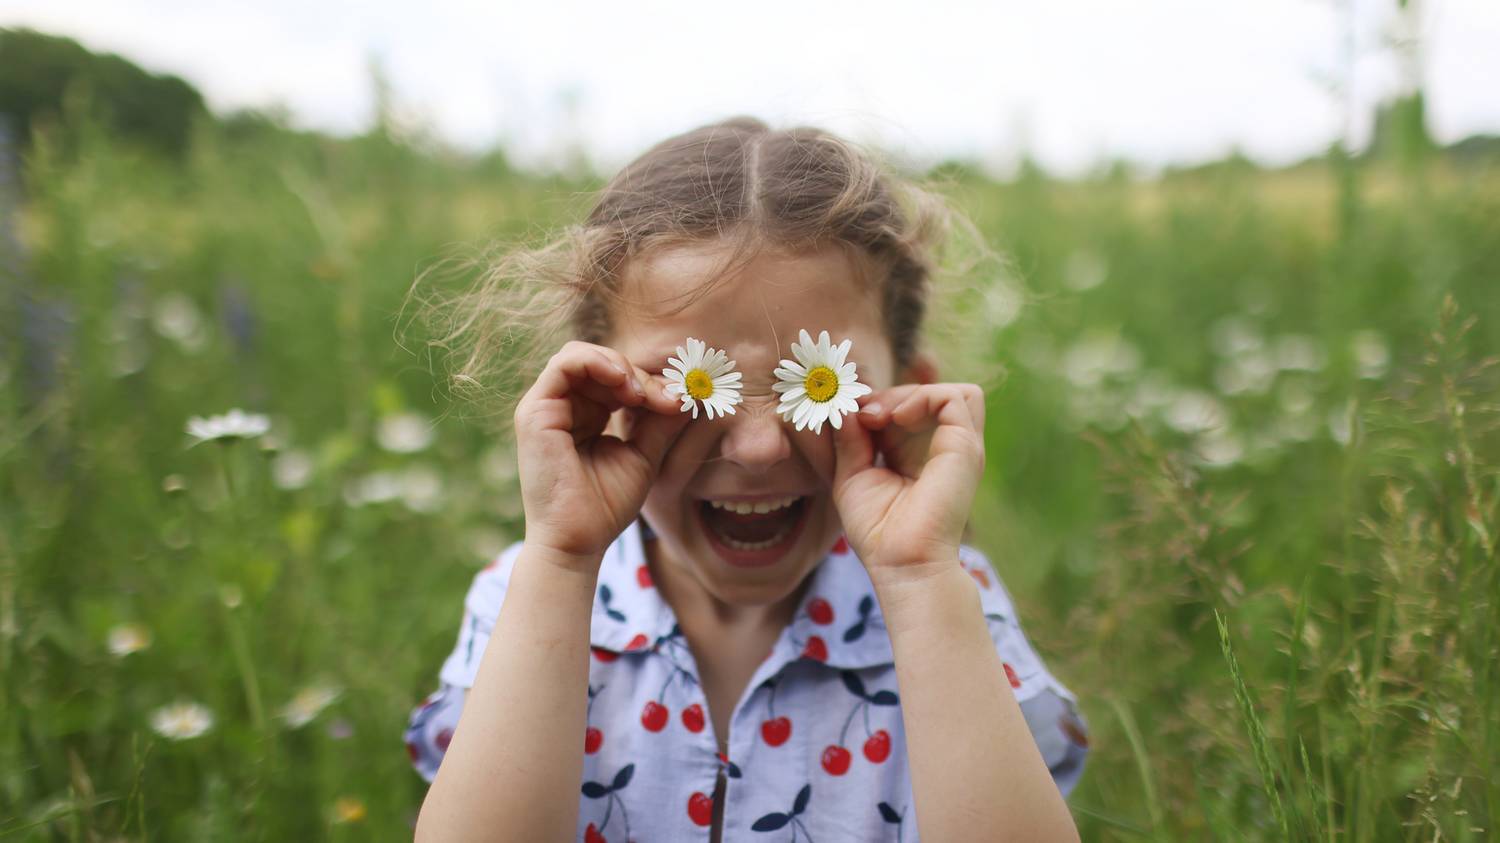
top-left (718, 400), bottom-right (792, 471)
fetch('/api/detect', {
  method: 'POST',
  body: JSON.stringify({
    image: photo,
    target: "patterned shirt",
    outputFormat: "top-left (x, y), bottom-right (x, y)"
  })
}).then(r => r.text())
top-left (406, 518), bottom-right (1090, 841)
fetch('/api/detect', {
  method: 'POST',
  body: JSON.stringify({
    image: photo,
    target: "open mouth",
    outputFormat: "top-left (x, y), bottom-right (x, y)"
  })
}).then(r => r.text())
top-left (697, 495), bottom-right (810, 565)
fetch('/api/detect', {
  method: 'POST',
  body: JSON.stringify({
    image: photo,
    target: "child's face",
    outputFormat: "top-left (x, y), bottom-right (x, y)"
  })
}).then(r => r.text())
top-left (603, 238), bottom-right (913, 609)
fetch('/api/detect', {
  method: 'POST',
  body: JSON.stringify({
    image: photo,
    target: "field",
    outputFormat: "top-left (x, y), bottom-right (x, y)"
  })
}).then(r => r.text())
top-left (3, 112), bottom-right (1498, 841)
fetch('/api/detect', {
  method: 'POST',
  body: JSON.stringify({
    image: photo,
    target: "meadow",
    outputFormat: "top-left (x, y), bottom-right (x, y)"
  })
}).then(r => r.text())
top-left (2, 110), bottom-right (1498, 841)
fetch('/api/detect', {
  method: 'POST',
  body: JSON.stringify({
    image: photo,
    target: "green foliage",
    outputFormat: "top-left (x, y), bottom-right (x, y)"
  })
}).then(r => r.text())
top-left (1, 102), bottom-right (1497, 840)
top-left (0, 27), bottom-right (207, 159)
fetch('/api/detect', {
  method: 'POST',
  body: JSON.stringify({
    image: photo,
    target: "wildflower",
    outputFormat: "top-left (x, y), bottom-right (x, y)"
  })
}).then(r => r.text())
top-left (271, 450), bottom-right (313, 490)
top-left (279, 683), bottom-right (341, 729)
top-left (107, 623), bottom-right (152, 657)
top-left (662, 337), bottom-right (742, 420)
top-left (185, 409), bottom-right (270, 446)
top-left (219, 583), bottom-right (243, 610)
top-left (377, 413), bottom-right (434, 453)
top-left (773, 329), bottom-right (873, 434)
top-left (333, 797), bottom-right (367, 823)
top-left (150, 701), bottom-right (214, 740)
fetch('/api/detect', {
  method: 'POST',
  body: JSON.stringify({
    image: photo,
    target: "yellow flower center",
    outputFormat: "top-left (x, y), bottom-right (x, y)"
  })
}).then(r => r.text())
top-left (685, 369), bottom-right (714, 400)
top-left (803, 366), bottom-right (839, 402)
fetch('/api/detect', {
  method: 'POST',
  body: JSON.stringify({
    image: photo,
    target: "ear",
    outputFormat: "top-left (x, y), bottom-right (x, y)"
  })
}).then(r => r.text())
top-left (894, 349), bottom-right (940, 386)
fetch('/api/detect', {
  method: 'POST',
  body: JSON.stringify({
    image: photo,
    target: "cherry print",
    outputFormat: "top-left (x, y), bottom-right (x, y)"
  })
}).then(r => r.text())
top-left (585, 822), bottom-right (607, 843)
top-left (585, 727), bottom-right (603, 753)
top-left (831, 535), bottom-right (849, 554)
top-left (761, 717), bottom-right (792, 746)
top-left (582, 764), bottom-right (634, 841)
top-left (751, 784), bottom-right (813, 835)
top-left (968, 565), bottom-right (991, 589)
top-left (687, 791), bottom-right (714, 826)
top-left (863, 729), bottom-right (891, 763)
top-left (591, 646), bottom-right (620, 663)
top-left (624, 633), bottom-right (650, 651)
top-left (681, 703), bottom-right (705, 733)
top-left (635, 564), bottom-right (653, 588)
top-left (640, 700), bottom-right (669, 732)
top-left (1059, 714), bottom-right (1091, 748)
top-left (405, 741), bottom-right (419, 763)
top-left (435, 728), bottom-right (453, 751)
top-left (821, 744), bottom-right (851, 775)
top-left (801, 635), bottom-right (828, 662)
top-left (807, 597), bottom-right (834, 625)
top-left (1003, 662), bottom-right (1022, 689)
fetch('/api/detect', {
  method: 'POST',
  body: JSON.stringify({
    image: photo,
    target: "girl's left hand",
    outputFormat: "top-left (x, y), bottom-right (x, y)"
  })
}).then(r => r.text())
top-left (830, 383), bottom-right (986, 587)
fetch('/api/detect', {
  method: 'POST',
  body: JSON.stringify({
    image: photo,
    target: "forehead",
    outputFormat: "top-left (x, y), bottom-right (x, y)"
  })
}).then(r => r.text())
top-left (610, 240), bottom-right (888, 370)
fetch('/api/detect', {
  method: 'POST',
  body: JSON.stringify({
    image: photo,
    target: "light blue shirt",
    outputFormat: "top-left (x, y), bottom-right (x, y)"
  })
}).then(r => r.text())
top-left (406, 518), bottom-right (1089, 841)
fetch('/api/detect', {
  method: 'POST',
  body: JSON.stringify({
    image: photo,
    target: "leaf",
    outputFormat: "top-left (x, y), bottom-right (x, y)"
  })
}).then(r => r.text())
top-left (606, 609), bottom-right (626, 623)
top-left (581, 781), bottom-right (609, 799)
top-left (842, 622), bottom-right (866, 643)
top-left (599, 584), bottom-right (612, 603)
top-left (727, 760), bottom-right (742, 778)
top-left (751, 812), bottom-right (790, 831)
top-left (793, 784), bottom-right (811, 815)
top-left (878, 802), bottom-right (902, 824)
top-left (858, 595), bottom-right (874, 615)
top-left (870, 690), bottom-right (899, 707)
top-left (612, 763), bottom-right (634, 791)
top-left (840, 672), bottom-right (867, 699)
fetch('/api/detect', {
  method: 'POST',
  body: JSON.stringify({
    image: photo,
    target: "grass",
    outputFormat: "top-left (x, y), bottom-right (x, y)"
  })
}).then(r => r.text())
top-left (2, 109), bottom-right (1497, 840)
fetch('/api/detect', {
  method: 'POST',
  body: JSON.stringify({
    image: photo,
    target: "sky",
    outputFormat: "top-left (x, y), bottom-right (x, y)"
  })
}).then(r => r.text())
top-left (2, 0), bottom-right (1498, 177)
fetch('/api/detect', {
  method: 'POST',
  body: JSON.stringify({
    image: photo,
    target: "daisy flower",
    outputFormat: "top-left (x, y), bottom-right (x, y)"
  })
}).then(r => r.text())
top-left (185, 408), bottom-right (270, 446)
top-left (662, 337), bottom-right (742, 420)
top-left (107, 623), bottom-right (152, 657)
top-left (150, 700), bottom-right (214, 740)
top-left (773, 329), bottom-right (873, 434)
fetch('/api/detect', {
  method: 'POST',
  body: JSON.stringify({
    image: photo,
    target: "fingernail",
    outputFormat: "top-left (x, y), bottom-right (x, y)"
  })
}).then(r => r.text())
top-left (861, 402), bottom-right (882, 415)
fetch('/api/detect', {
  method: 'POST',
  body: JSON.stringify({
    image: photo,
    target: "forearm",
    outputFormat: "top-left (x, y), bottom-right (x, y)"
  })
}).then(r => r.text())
top-left (873, 563), bottom-right (1080, 843)
top-left (415, 545), bottom-right (600, 842)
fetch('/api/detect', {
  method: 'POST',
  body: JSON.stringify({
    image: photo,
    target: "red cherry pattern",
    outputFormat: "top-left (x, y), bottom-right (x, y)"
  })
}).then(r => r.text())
top-left (405, 741), bottom-right (419, 763)
top-left (585, 822), bottom-right (607, 843)
top-left (863, 729), bottom-right (891, 763)
top-left (624, 633), bottom-right (650, 651)
top-left (831, 535), bottom-right (849, 554)
top-left (1003, 662), bottom-right (1021, 689)
top-left (681, 703), bottom-right (705, 733)
top-left (687, 791), bottom-right (714, 826)
top-left (435, 728), bottom-right (453, 751)
top-left (761, 716), bottom-right (791, 746)
top-left (636, 564), bottom-right (653, 588)
top-left (807, 597), bottom-right (834, 625)
top-left (591, 646), bottom-right (620, 663)
top-left (800, 635), bottom-right (828, 662)
top-left (968, 565), bottom-right (991, 589)
top-left (821, 744), bottom-right (851, 775)
top-left (640, 700), bottom-right (668, 732)
top-left (585, 726), bottom-right (603, 753)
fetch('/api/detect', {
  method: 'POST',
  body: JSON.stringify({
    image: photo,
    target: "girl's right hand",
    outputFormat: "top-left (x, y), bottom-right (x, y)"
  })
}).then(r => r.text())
top-left (513, 340), bottom-right (689, 571)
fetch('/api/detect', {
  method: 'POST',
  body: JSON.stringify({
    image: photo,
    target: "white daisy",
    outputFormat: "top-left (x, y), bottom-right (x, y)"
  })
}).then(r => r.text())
top-left (107, 623), bottom-right (152, 657)
top-left (150, 701), bottom-right (214, 740)
top-left (662, 337), bottom-right (742, 420)
top-left (773, 329), bottom-right (873, 435)
top-left (279, 682), bottom-right (342, 729)
top-left (185, 409), bottom-right (270, 446)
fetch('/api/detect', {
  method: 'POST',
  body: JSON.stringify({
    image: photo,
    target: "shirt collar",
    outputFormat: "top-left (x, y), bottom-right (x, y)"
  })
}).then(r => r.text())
top-left (588, 518), bottom-right (897, 670)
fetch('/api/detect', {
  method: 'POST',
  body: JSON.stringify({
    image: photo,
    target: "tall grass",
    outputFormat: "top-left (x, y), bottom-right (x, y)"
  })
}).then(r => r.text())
top-left (2, 105), bottom-right (1497, 839)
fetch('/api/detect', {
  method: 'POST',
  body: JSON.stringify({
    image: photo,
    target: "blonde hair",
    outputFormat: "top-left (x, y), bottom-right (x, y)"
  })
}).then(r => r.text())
top-left (402, 115), bottom-right (1010, 435)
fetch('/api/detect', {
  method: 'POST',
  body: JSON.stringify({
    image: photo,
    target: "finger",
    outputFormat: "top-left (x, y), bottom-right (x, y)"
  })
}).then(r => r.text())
top-left (831, 404), bottom-right (877, 488)
top-left (889, 385), bottom-right (977, 433)
top-left (633, 367), bottom-right (687, 417)
top-left (624, 402), bottom-right (692, 473)
top-left (855, 384), bottom-right (923, 430)
top-left (530, 342), bottom-right (645, 412)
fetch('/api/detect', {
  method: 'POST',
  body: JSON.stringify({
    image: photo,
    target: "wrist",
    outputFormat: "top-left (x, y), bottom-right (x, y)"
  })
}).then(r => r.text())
top-left (870, 559), bottom-right (976, 633)
top-left (519, 538), bottom-right (606, 578)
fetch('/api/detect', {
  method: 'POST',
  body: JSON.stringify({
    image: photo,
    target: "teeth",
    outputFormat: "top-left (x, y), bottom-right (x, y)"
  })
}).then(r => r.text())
top-left (707, 495), bottom-right (800, 515)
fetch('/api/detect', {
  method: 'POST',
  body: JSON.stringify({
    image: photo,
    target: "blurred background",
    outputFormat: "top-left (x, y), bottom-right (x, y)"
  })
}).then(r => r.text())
top-left (2, 1), bottom-right (1498, 840)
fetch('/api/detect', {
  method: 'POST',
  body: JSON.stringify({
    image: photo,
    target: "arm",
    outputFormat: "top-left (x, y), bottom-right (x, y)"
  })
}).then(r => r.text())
top-left (874, 563), bottom-right (1081, 843)
top-left (414, 545), bottom-right (601, 842)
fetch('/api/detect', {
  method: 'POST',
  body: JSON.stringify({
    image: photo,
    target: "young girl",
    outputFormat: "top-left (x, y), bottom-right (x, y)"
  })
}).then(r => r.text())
top-left (404, 116), bottom-right (1089, 842)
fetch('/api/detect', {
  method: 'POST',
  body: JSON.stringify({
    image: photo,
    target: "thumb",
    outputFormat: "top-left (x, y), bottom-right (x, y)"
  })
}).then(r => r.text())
top-left (831, 406), bottom-right (876, 491)
top-left (626, 404), bottom-right (691, 474)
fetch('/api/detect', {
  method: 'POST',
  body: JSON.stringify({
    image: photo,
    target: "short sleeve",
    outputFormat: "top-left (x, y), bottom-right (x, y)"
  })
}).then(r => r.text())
top-left (959, 544), bottom-right (1091, 798)
top-left (403, 540), bottom-right (523, 780)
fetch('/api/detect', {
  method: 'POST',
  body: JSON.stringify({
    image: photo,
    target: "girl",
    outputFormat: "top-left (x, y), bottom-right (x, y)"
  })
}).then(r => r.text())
top-left (404, 117), bottom-right (1089, 841)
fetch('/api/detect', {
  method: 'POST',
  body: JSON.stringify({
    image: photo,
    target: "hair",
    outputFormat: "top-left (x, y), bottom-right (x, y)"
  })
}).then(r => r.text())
top-left (401, 115), bottom-right (1014, 435)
